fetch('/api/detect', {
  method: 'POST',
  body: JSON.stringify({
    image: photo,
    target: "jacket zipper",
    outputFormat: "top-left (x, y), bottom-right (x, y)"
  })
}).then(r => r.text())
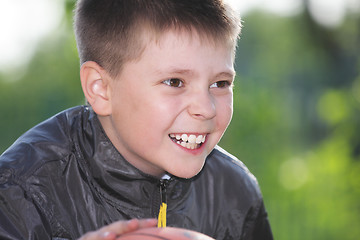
top-left (158, 178), bottom-right (169, 228)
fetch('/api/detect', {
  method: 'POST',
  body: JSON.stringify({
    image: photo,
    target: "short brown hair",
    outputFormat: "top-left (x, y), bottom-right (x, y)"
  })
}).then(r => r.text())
top-left (74, 0), bottom-right (241, 78)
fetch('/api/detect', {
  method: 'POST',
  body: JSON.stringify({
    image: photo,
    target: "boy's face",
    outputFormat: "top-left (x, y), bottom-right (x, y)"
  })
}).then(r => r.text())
top-left (101, 30), bottom-right (235, 178)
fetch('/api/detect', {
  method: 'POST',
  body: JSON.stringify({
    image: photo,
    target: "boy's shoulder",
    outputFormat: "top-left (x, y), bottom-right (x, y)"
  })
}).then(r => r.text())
top-left (0, 106), bottom-right (89, 181)
top-left (201, 145), bottom-right (262, 198)
top-left (207, 145), bottom-right (257, 180)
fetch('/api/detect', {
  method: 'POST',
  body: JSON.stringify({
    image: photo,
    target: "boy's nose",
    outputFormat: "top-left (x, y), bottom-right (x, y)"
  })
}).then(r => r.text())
top-left (187, 89), bottom-right (216, 120)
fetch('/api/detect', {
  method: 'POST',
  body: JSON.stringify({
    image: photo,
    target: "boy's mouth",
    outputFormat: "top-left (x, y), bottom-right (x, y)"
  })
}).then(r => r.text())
top-left (169, 133), bottom-right (206, 150)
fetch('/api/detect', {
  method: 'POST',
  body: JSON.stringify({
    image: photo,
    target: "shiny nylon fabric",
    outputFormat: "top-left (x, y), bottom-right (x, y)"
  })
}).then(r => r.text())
top-left (0, 106), bottom-right (273, 239)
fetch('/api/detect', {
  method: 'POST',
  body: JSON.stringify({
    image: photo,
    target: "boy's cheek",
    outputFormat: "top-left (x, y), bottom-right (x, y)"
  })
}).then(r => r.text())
top-left (218, 99), bottom-right (233, 124)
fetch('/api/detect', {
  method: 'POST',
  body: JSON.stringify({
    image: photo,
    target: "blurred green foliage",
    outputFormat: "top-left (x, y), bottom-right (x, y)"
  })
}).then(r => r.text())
top-left (0, 1), bottom-right (359, 239)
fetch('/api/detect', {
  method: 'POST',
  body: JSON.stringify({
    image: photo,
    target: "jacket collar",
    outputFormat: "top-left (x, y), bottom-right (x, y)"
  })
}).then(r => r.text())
top-left (75, 106), bottom-right (191, 205)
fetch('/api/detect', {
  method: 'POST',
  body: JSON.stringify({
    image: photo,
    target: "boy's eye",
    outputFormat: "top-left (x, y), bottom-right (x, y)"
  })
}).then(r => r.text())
top-left (163, 78), bottom-right (184, 88)
top-left (210, 80), bottom-right (232, 89)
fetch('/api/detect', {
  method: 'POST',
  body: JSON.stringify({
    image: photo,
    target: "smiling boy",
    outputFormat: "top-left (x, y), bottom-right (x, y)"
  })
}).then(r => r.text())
top-left (0, 0), bottom-right (273, 239)
top-left (89, 30), bottom-right (235, 179)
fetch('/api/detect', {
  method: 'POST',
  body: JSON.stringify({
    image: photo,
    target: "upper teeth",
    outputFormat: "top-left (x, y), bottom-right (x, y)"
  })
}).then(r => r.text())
top-left (170, 133), bottom-right (206, 144)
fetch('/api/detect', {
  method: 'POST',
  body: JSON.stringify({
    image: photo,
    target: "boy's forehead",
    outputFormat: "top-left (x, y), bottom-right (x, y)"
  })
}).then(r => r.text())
top-left (110, 26), bottom-right (236, 79)
top-left (130, 29), bottom-right (236, 75)
top-left (140, 26), bottom-right (236, 53)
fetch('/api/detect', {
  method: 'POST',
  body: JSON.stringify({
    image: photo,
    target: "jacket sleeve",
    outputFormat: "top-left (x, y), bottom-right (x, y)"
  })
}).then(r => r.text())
top-left (239, 198), bottom-right (273, 240)
top-left (251, 200), bottom-right (273, 240)
top-left (0, 171), bottom-right (53, 240)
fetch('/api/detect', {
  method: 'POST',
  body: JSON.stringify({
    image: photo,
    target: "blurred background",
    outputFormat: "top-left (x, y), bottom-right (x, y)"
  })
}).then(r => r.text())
top-left (0, 0), bottom-right (359, 239)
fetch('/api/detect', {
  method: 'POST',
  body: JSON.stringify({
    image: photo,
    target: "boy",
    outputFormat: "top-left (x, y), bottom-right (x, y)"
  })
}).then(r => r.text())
top-left (0, 0), bottom-right (273, 239)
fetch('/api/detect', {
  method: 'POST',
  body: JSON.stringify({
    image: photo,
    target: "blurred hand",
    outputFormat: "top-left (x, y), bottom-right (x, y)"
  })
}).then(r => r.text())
top-left (78, 218), bottom-right (158, 240)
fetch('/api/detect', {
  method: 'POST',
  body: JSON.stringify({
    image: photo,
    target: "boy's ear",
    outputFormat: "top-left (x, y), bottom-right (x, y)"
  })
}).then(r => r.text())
top-left (80, 61), bottom-right (112, 116)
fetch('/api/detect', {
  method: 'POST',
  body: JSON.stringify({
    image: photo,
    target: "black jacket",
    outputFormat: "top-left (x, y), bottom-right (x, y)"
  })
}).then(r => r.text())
top-left (0, 106), bottom-right (273, 240)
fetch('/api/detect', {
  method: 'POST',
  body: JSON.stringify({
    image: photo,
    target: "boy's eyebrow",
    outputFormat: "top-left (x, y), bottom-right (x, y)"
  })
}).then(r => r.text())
top-left (215, 71), bottom-right (236, 79)
top-left (158, 68), bottom-right (196, 77)
top-left (157, 68), bottom-right (236, 79)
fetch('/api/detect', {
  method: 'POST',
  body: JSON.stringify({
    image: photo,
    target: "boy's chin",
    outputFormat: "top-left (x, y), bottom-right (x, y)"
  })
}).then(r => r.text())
top-left (167, 166), bottom-right (204, 179)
